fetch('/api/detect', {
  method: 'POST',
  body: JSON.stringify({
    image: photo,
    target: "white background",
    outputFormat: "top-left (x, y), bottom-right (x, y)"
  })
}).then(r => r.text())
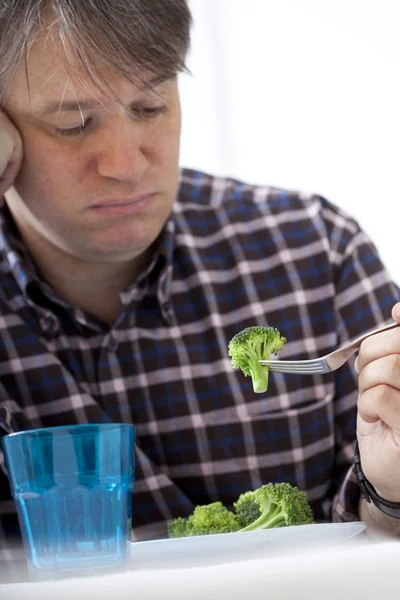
top-left (179, 0), bottom-right (400, 285)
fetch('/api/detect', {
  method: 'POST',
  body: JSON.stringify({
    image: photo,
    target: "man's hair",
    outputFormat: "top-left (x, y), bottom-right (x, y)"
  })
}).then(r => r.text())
top-left (0, 0), bottom-right (192, 105)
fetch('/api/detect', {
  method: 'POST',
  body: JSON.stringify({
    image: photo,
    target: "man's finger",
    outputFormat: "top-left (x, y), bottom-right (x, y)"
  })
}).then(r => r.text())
top-left (0, 109), bottom-right (23, 197)
top-left (358, 354), bottom-right (400, 394)
top-left (392, 303), bottom-right (400, 324)
top-left (358, 384), bottom-right (400, 428)
top-left (357, 325), bottom-right (400, 371)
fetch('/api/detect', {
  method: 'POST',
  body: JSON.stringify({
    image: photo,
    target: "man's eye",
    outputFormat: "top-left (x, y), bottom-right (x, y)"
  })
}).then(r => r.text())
top-left (55, 119), bottom-right (92, 137)
top-left (132, 105), bottom-right (166, 119)
top-left (52, 106), bottom-right (165, 137)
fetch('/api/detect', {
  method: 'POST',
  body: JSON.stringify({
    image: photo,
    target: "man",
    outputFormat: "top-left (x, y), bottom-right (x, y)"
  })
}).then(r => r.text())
top-left (0, 0), bottom-right (400, 581)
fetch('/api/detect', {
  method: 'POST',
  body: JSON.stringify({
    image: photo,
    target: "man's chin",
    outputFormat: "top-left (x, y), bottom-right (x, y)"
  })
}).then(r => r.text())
top-left (79, 245), bottom-right (151, 264)
top-left (74, 237), bottom-right (157, 271)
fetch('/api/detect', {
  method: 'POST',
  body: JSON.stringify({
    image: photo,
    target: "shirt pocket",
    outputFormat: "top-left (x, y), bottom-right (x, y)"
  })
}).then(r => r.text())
top-left (244, 374), bottom-right (335, 418)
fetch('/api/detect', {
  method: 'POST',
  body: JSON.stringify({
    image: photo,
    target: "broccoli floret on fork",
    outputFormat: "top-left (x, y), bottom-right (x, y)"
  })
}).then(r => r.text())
top-left (228, 326), bottom-right (286, 393)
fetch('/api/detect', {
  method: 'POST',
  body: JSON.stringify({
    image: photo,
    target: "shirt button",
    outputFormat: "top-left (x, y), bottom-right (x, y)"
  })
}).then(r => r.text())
top-left (107, 336), bottom-right (118, 352)
top-left (39, 315), bottom-right (59, 338)
top-left (162, 303), bottom-right (174, 321)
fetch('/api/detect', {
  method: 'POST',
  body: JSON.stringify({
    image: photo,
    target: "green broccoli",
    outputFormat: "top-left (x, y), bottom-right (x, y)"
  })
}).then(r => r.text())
top-left (168, 483), bottom-right (314, 538)
top-left (228, 326), bottom-right (286, 393)
top-left (232, 490), bottom-right (262, 528)
top-left (234, 482), bottom-right (315, 531)
top-left (168, 502), bottom-right (240, 538)
top-left (167, 516), bottom-right (190, 539)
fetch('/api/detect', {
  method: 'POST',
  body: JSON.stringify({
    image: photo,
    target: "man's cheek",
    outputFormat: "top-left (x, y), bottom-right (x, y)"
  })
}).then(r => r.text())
top-left (13, 160), bottom-right (57, 205)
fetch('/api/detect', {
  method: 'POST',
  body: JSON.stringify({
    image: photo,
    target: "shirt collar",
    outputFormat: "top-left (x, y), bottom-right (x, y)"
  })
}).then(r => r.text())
top-left (0, 204), bottom-right (176, 325)
top-left (0, 205), bottom-right (42, 296)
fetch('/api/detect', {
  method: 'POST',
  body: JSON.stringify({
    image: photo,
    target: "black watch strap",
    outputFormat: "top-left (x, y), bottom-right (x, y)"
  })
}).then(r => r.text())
top-left (354, 440), bottom-right (400, 519)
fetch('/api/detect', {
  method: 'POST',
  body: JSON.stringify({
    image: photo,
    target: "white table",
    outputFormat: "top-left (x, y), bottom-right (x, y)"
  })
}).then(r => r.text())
top-left (1, 538), bottom-right (399, 600)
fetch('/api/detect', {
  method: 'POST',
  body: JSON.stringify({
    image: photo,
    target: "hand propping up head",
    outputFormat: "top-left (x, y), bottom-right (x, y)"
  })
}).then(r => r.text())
top-left (0, 109), bottom-right (23, 202)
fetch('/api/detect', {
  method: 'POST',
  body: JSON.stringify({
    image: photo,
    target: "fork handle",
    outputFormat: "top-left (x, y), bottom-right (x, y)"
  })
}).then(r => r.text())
top-left (347, 322), bottom-right (400, 350)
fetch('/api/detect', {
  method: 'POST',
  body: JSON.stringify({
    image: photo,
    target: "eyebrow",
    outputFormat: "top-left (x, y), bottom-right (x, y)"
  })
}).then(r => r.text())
top-left (36, 74), bottom-right (174, 116)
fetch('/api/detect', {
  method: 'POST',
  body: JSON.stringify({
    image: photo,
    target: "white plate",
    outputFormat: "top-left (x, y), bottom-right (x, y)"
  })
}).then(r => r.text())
top-left (129, 521), bottom-right (366, 570)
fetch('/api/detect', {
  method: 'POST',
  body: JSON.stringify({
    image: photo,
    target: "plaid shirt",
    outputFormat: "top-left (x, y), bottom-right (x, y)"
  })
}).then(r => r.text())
top-left (0, 168), bottom-right (398, 580)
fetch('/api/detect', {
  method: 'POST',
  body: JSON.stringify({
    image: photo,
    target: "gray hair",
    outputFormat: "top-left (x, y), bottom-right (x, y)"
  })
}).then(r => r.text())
top-left (0, 0), bottom-right (192, 105)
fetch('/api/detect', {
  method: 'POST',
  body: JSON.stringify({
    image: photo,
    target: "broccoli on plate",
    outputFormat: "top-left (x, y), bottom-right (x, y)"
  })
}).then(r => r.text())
top-left (168, 501), bottom-right (240, 538)
top-left (228, 326), bottom-right (286, 393)
top-left (168, 483), bottom-right (314, 538)
top-left (234, 482), bottom-right (314, 530)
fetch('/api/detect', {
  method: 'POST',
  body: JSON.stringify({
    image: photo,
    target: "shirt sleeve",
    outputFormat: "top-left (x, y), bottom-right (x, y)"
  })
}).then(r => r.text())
top-left (0, 392), bottom-right (31, 582)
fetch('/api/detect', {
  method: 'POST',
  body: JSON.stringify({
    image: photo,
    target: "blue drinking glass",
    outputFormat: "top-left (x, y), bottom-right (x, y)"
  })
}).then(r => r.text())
top-left (1, 423), bottom-right (135, 581)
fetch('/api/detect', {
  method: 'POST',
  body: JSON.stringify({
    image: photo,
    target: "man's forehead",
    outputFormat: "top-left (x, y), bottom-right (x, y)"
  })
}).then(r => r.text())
top-left (7, 33), bottom-right (167, 114)
top-left (6, 39), bottom-right (93, 107)
top-left (11, 72), bottom-right (111, 115)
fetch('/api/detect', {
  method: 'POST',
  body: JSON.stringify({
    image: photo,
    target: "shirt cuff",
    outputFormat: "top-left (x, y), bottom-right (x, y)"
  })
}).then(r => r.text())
top-left (332, 463), bottom-right (362, 522)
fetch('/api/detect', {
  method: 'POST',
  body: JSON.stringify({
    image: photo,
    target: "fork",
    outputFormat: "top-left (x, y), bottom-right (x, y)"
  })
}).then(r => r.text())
top-left (258, 322), bottom-right (400, 374)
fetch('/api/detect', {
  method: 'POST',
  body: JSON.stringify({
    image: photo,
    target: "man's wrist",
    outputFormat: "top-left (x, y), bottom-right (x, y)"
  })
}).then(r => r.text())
top-left (354, 440), bottom-right (400, 519)
top-left (359, 495), bottom-right (400, 540)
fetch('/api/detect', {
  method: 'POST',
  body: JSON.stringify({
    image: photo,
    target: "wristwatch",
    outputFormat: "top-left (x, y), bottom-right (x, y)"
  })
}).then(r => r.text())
top-left (354, 440), bottom-right (400, 519)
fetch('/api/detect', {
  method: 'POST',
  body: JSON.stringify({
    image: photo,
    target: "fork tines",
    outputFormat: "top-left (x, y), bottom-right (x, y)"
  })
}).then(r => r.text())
top-left (260, 360), bottom-right (329, 374)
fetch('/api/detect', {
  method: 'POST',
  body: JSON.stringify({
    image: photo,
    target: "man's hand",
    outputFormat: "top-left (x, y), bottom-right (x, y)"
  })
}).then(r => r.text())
top-left (0, 109), bottom-right (23, 201)
top-left (356, 303), bottom-right (400, 505)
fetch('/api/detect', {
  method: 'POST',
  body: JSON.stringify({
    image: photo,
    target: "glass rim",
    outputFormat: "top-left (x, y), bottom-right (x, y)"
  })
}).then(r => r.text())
top-left (2, 423), bottom-right (135, 441)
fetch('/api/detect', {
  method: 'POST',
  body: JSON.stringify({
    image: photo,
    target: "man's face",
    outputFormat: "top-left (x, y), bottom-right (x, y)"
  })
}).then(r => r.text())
top-left (3, 35), bottom-right (182, 265)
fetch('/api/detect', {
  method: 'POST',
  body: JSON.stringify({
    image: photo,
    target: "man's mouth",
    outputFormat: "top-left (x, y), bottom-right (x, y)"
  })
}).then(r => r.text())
top-left (89, 193), bottom-right (156, 216)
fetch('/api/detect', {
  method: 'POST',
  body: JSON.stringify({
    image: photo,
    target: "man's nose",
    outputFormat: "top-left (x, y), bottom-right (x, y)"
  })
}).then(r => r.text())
top-left (94, 115), bottom-right (148, 182)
